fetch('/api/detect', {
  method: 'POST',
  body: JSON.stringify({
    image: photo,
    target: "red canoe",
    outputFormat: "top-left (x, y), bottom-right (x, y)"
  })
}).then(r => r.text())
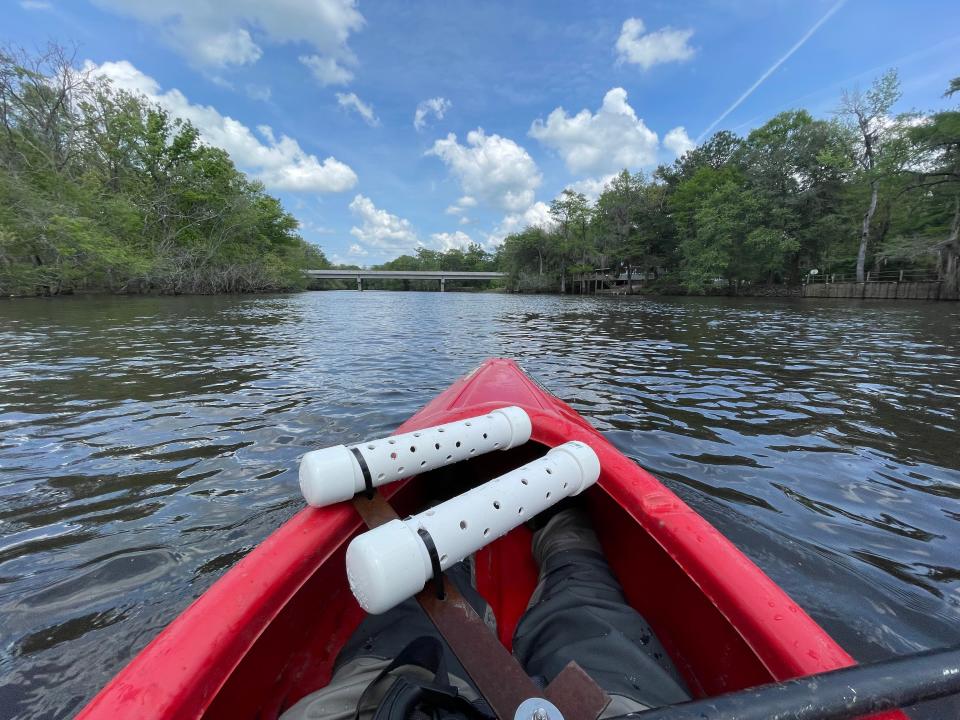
top-left (77, 358), bottom-right (902, 719)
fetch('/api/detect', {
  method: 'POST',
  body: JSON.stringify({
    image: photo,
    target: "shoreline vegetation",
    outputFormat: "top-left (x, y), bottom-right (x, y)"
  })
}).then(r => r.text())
top-left (493, 70), bottom-right (959, 300)
top-left (2, 46), bottom-right (958, 300)
top-left (1, 45), bottom-right (330, 297)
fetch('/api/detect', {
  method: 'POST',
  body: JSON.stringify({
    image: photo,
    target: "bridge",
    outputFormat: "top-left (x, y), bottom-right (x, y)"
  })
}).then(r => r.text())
top-left (305, 269), bottom-right (506, 291)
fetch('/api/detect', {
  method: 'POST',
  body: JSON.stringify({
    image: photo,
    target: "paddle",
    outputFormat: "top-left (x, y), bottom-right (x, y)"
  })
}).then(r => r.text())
top-left (616, 644), bottom-right (960, 720)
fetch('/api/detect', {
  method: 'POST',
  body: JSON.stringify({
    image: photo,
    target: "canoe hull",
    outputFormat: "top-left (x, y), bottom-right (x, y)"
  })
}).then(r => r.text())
top-left (78, 358), bottom-right (902, 719)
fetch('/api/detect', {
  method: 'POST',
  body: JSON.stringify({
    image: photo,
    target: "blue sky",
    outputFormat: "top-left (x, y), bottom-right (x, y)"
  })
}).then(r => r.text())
top-left (8, 0), bottom-right (960, 265)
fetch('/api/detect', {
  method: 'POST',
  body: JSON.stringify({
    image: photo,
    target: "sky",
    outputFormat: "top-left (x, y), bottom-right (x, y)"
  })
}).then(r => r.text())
top-left (7, 0), bottom-right (960, 265)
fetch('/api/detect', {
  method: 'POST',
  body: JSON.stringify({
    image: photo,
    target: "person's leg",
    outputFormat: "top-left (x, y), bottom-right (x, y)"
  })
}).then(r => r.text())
top-left (512, 509), bottom-right (690, 714)
top-left (282, 561), bottom-right (493, 720)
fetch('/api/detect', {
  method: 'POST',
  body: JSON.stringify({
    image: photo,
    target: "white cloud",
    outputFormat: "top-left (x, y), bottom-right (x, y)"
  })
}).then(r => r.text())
top-left (428, 129), bottom-right (542, 212)
top-left (89, 60), bottom-right (357, 193)
top-left (430, 231), bottom-right (474, 251)
top-left (348, 194), bottom-right (421, 254)
top-left (529, 88), bottom-right (658, 174)
top-left (300, 55), bottom-right (354, 86)
top-left (20, 1), bottom-right (52, 9)
top-left (566, 174), bottom-right (616, 203)
top-left (458, 216), bottom-right (471, 226)
top-left (414, 97), bottom-right (452, 131)
top-left (91, 0), bottom-right (364, 72)
top-left (445, 195), bottom-right (477, 216)
top-left (200, 28), bottom-right (262, 67)
top-left (615, 17), bottom-right (695, 70)
top-left (336, 92), bottom-right (379, 126)
top-left (489, 201), bottom-right (555, 245)
top-left (663, 126), bottom-right (695, 157)
top-left (348, 243), bottom-right (368, 256)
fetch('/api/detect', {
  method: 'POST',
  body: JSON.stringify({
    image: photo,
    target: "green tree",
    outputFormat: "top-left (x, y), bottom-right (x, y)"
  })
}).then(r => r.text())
top-left (681, 175), bottom-right (797, 292)
top-left (898, 76), bottom-right (960, 296)
top-left (596, 170), bottom-right (645, 292)
top-left (0, 43), bottom-right (321, 296)
top-left (837, 69), bottom-right (905, 282)
top-left (737, 110), bottom-right (853, 280)
top-left (549, 189), bottom-right (590, 293)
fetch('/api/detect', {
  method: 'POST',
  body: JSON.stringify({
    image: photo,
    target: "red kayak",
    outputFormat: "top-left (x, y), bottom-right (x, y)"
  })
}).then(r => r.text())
top-left (77, 358), bottom-right (902, 719)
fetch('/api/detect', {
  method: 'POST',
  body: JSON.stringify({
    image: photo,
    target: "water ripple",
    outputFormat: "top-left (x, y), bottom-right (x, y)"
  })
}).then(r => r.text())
top-left (0, 292), bottom-right (958, 719)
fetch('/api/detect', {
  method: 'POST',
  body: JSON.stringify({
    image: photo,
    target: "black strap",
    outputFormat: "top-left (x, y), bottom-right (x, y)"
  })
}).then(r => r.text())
top-left (417, 527), bottom-right (446, 600)
top-left (350, 446), bottom-right (375, 499)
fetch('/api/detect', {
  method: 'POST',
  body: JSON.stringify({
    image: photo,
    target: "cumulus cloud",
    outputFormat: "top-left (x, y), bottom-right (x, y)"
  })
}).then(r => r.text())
top-left (414, 97), bottom-right (452, 131)
top-left (664, 126), bottom-right (695, 157)
top-left (89, 60), bottom-right (357, 193)
top-left (300, 55), bottom-right (354, 86)
top-left (348, 194), bottom-right (421, 254)
top-left (488, 201), bottom-right (555, 246)
top-left (430, 231), bottom-right (474, 251)
top-left (348, 243), bottom-right (368, 256)
top-left (566, 174), bottom-right (616, 202)
top-left (529, 88), bottom-right (658, 175)
top-left (428, 129), bottom-right (542, 212)
top-left (615, 17), bottom-right (695, 70)
top-left (336, 92), bottom-right (379, 126)
top-left (91, 0), bottom-right (364, 72)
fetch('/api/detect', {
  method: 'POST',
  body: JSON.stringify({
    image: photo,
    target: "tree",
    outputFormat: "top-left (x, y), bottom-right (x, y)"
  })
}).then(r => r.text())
top-left (497, 226), bottom-right (557, 291)
top-left (681, 175), bottom-right (797, 292)
top-left (549, 189), bottom-right (590, 293)
top-left (899, 76), bottom-right (960, 296)
top-left (596, 170), bottom-right (645, 292)
top-left (837, 69), bottom-right (904, 282)
top-left (737, 110), bottom-right (853, 280)
top-left (0, 43), bottom-right (320, 296)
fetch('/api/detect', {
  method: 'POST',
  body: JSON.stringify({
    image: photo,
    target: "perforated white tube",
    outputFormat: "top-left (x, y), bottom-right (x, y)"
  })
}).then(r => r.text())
top-left (345, 441), bottom-right (601, 614)
top-left (299, 406), bottom-right (532, 508)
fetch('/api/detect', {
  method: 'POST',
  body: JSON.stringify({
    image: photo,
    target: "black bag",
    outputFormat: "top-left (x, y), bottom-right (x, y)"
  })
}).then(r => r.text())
top-left (355, 636), bottom-right (495, 720)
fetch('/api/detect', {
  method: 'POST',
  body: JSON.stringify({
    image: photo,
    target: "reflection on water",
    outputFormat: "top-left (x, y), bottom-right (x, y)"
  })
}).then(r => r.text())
top-left (0, 292), bottom-right (958, 719)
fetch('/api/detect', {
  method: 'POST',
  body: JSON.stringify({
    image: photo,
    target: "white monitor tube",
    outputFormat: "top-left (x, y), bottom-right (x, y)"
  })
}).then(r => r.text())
top-left (299, 406), bottom-right (532, 508)
top-left (345, 441), bottom-right (601, 614)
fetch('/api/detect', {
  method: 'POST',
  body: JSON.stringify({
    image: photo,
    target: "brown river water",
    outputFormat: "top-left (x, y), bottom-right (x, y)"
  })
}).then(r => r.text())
top-left (0, 292), bottom-right (958, 719)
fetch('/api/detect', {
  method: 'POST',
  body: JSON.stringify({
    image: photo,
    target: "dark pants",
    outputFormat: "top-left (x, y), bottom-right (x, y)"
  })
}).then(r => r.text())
top-left (512, 546), bottom-right (689, 710)
top-left (283, 511), bottom-right (690, 720)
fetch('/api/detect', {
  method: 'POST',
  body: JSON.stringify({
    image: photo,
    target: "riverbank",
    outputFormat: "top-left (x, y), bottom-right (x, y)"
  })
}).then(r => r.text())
top-left (515, 280), bottom-right (958, 300)
top-left (802, 280), bottom-right (951, 300)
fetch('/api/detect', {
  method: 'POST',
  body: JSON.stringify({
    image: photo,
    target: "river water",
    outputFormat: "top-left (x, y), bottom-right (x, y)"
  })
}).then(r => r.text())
top-left (0, 292), bottom-right (958, 719)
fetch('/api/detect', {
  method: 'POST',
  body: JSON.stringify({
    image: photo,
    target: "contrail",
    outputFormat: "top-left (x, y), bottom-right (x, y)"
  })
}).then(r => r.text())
top-left (697, 0), bottom-right (847, 142)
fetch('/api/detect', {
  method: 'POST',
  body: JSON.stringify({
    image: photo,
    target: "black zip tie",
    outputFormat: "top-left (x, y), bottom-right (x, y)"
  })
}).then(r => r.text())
top-left (349, 447), bottom-right (375, 499)
top-left (417, 527), bottom-right (446, 600)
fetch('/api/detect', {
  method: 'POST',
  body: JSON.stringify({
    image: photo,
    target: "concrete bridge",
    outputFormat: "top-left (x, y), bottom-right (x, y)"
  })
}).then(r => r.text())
top-left (305, 269), bottom-right (505, 291)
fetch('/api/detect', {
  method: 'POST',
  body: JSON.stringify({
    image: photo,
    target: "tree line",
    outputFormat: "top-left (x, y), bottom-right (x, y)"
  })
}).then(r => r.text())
top-left (4, 44), bottom-right (957, 300)
top-left (0, 44), bottom-right (328, 296)
top-left (496, 70), bottom-right (960, 297)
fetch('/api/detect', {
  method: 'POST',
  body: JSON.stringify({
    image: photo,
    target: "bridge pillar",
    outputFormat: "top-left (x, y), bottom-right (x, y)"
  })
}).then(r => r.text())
top-left (357, 277), bottom-right (363, 291)
top-left (440, 278), bottom-right (445, 293)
